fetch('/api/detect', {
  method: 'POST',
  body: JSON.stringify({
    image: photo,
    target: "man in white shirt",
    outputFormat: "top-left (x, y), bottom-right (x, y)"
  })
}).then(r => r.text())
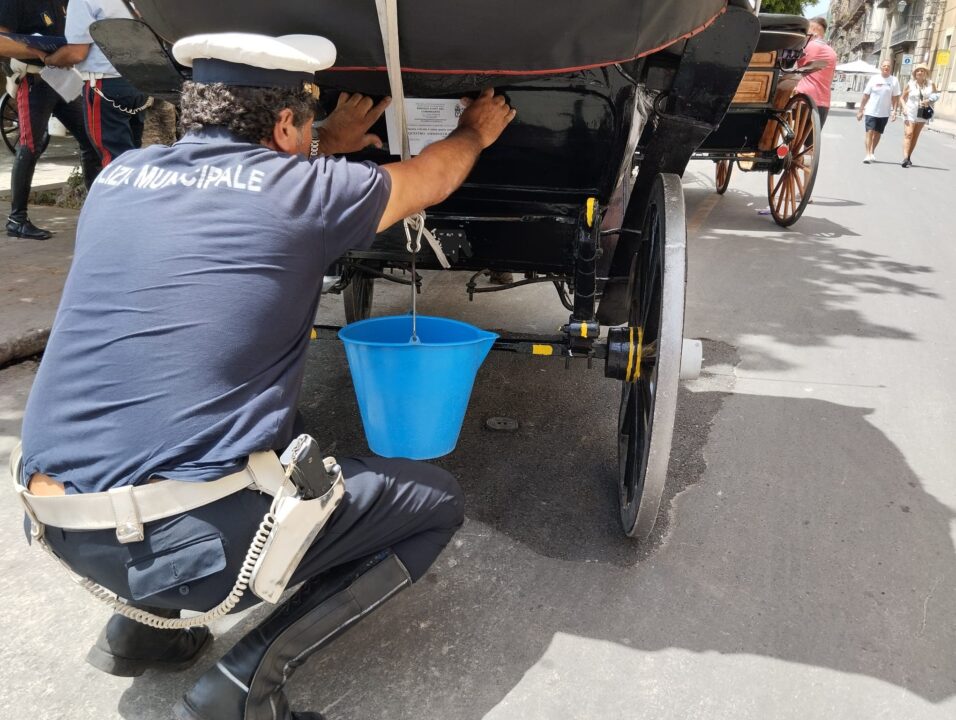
top-left (856, 60), bottom-right (901, 163)
top-left (45, 0), bottom-right (149, 166)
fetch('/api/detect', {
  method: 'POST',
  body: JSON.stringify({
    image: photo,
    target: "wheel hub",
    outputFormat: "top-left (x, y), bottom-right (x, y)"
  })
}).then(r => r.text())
top-left (606, 326), bottom-right (644, 382)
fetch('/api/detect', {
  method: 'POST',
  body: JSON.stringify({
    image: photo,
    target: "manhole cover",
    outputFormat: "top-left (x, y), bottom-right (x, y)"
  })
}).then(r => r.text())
top-left (486, 416), bottom-right (519, 432)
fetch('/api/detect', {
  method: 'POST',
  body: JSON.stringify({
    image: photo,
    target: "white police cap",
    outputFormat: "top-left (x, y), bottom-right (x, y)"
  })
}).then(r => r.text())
top-left (172, 33), bottom-right (337, 91)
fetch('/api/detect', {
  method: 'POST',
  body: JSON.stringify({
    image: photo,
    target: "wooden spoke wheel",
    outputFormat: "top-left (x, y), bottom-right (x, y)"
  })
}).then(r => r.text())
top-left (1, 93), bottom-right (20, 154)
top-left (343, 270), bottom-right (375, 324)
top-left (714, 159), bottom-right (733, 195)
top-left (767, 93), bottom-right (820, 228)
top-left (617, 173), bottom-right (687, 539)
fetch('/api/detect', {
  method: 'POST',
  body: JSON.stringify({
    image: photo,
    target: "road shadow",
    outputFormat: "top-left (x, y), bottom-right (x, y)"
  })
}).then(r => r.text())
top-left (803, 195), bottom-right (864, 208)
top-left (285, 393), bottom-right (956, 716)
top-left (683, 183), bottom-right (936, 373)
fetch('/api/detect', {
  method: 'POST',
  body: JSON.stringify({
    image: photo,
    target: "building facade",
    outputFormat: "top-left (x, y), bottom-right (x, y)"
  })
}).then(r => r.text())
top-left (927, 0), bottom-right (955, 119)
top-left (830, 0), bottom-right (955, 116)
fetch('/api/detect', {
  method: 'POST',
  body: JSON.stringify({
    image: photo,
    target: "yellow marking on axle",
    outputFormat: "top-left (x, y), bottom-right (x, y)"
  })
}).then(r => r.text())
top-left (532, 344), bottom-right (554, 356)
top-left (625, 327), bottom-right (636, 382)
top-left (633, 326), bottom-right (643, 382)
top-left (310, 328), bottom-right (317, 340)
top-left (586, 197), bottom-right (596, 228)
top-left (580, 323), bottom-right (588, 338)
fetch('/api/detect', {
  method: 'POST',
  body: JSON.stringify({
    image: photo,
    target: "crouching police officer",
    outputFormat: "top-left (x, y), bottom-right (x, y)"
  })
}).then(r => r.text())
top-left (13, 32), bottom-right (514, 720)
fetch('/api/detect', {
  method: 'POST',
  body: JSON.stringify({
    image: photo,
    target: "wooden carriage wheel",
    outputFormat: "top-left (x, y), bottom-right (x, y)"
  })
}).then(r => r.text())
top-left (343, 271), bottom-right (375, 324)
top-left (767, 93), bottom-right (820, 227)
top-left (1, 93), bottom-right (19, 154)
top-left (617, 174), bottom-right (687, 539)
top-left (714, 159), bottom-right (733, 195)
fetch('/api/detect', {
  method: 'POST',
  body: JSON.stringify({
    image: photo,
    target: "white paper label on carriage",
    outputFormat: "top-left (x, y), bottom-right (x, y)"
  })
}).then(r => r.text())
top-left (385, 99), bottom-right (466, 156)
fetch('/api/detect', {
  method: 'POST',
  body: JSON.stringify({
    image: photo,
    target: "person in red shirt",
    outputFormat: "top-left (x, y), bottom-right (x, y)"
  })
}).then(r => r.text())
top-left (796, 16), bottom-right (837, 127)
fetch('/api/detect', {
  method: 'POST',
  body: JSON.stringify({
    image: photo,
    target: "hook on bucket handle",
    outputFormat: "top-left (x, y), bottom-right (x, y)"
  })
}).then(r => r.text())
top-left (404, 212), bottom-right (426, 253)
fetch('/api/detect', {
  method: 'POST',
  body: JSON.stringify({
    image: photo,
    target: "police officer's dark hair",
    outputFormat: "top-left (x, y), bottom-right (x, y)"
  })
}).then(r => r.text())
top-left (179, 82), bottom-right (314, 144)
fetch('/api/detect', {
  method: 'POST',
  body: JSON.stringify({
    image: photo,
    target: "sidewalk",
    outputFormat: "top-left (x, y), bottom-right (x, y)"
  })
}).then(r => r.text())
top-left (0, 137), bottom-right (84, 365)
top-left (0, 136), bottom-right (82, 197)
top-left (926, 115), bottom-right (956, 138)
top-left (0, 204), bottom-right (80, 365)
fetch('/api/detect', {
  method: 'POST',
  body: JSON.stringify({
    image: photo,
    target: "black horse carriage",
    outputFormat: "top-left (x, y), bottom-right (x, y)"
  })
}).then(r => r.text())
top-left (93, 0), bottom-right (764, 540)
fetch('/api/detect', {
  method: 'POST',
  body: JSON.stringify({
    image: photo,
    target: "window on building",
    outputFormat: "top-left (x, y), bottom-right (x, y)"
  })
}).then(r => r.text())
top-left (937, 30), bottom-right (953, 91)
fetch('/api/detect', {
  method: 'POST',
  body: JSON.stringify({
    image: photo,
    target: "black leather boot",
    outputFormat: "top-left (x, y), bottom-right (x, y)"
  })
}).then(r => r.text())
top-left (174, 551), bottom-right (411, 720)
top-left (6, 217), bottom-right (52, 239)
top-left (86, 607), bottom-right (212, 677)
top-left (7, 145), bottom-right (50, 239)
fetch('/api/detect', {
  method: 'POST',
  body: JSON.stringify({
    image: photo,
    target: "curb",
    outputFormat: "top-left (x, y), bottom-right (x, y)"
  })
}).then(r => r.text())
top-left (0, 328), bottom-right (49, 368)
top-left (927, 124), bottom-right (956, 139)
top-left (0, 180), bottom-right (71, 204)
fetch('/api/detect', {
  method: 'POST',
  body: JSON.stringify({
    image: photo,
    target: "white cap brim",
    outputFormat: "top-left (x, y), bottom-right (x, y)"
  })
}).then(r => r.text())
top-left (172, 32), bottom-right (337, 74)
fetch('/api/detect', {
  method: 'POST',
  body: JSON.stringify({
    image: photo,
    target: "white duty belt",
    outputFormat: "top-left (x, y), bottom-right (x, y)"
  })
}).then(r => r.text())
top-left (79, 72), bottom-right (121, 82)
top-left (9, 440), bottom-right (345, 626)
top-left (10, 445), bottom-right (291, 544)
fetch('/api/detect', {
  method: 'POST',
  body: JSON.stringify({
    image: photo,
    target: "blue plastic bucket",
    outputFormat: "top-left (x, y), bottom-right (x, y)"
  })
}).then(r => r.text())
top-left (338, 315), bottom-right (497, 459)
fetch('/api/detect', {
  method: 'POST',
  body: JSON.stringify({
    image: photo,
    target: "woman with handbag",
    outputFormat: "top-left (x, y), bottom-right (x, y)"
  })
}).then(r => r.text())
top-left (899, 63), bottom-right (939, 168)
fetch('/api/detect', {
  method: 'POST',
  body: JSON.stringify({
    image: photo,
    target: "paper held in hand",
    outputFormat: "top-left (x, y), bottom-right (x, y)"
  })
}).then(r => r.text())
top-left (40, 67), bottom-right (83, 102)
top-left (385, 98), bottom-right (466, 156)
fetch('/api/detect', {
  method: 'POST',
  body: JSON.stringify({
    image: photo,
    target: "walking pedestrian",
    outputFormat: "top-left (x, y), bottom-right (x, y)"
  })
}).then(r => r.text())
top-left (898, 63), bottom-right (939, 168)
top-left (856, 60), bottom-right (901, 164)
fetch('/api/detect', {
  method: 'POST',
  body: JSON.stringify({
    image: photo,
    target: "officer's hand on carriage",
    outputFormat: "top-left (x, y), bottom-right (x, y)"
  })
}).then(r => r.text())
top-left (318, 92), bottom-right (391, 154)
top-left (457, 89), bottom-right (517, 149)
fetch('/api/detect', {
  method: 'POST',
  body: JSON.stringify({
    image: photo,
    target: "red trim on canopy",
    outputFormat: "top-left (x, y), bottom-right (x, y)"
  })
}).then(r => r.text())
top-left (325, 7), bottom-right (726, 77)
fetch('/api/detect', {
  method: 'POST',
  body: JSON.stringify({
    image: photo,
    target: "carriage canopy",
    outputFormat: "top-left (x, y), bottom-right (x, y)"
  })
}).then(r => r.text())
top-left (132, 0), bottom-right (728, 76)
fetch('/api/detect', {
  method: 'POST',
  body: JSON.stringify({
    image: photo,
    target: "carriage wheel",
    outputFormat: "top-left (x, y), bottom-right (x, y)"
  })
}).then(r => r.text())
top-left (714, 159), bottom-right (733, 195)
top-left (1, 93), bottom-right (20, 154)
top-left (767, 93), bottom-right (820, 228)
top-left (343, 271), bottom-right (375, 324)
top-left (617, 173), bottom-right (687, 539)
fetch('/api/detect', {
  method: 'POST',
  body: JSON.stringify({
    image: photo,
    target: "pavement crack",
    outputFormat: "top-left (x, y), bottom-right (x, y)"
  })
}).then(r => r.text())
top-left (917, 576), bottom-right (941, 638)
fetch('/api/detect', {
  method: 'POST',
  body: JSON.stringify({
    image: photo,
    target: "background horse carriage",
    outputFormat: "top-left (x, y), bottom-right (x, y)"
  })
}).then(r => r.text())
top-left (692, 14), bottom-right (822, 227)
top-left (94, 0), bottom-right (766, 539)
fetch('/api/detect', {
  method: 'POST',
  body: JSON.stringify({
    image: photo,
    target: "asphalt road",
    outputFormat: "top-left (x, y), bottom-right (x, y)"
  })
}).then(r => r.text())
top-left (1, 108), bottom-right (955, 719)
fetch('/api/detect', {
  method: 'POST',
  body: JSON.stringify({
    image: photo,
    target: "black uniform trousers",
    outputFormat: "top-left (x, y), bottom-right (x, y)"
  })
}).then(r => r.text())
top-left (83, 77), bottom-right (149, 166)
top-left (43, 457), bottom-right (464, 612)
top-left (10, 74), bottom-right (101, 222)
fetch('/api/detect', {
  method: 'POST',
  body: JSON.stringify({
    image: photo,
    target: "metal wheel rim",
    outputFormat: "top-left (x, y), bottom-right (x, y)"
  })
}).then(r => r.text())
top-left (1, 94), bottom-right (20, 154)
top-left (617, 173), bottom-right (686, 539)
top-left (768, 94), bottom-right (820, 227)
top-left (715, 159), bottom-right (732, 195)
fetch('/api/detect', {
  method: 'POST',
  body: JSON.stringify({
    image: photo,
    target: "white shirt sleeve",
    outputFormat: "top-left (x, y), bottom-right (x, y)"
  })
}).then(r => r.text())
top-left (65, 0), bottom-right (132, 44)
top-left (64, 0), bottom-right (97, 44)
top-left (863, 76), bottom-right (876, 94)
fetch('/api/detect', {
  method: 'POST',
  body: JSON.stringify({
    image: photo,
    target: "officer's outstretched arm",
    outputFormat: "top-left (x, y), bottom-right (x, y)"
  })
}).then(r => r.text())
top-left (44, 43), bottom-right (91, 68)
top-left (378, 89), bottom-right (515, 233)
top-left (0, 27), bottom-right (46, 61)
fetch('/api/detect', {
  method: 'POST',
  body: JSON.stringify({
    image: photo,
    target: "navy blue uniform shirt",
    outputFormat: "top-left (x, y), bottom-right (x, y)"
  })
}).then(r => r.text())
top-left (0, 0), bottom-right (66, 65)
top-left (20, 128), bottom-right (391, 493)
